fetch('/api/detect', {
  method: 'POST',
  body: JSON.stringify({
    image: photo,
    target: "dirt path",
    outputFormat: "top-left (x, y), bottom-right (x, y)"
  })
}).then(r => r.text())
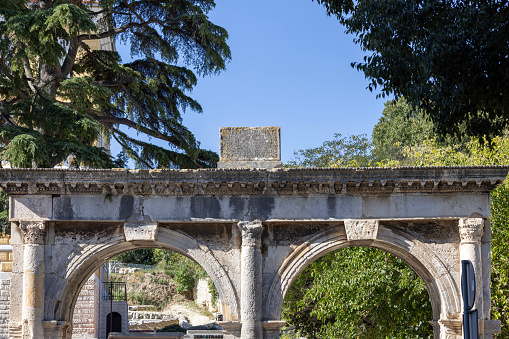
top-left (165, 303), bottom-right (214, 326)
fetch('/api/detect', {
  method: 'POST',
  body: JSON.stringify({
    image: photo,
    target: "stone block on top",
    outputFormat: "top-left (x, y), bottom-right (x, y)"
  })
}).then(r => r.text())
top-left (217, 127), bottom-right (282, 170)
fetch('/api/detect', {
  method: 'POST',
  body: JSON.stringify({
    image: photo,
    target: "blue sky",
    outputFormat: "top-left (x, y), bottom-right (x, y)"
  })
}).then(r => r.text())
top-left (116, 0), bottom-right (392, 165)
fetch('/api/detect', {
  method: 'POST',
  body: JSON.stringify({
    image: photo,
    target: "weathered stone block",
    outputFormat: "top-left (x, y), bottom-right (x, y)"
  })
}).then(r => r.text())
top-left (9, 196), bottom-right (52, 221)
top-left (218, 127), bottom-right (282, 169)
top-left (0, 262), bottom-right (12, 272)
top-left (344, 219), bottom-right (379, 241)
top-left (0, 252), bottom-right (9, 261)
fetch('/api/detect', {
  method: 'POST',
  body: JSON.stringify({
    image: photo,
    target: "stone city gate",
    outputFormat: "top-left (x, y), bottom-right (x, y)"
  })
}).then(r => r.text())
top-left (0, 165), bottom-right (506, 339)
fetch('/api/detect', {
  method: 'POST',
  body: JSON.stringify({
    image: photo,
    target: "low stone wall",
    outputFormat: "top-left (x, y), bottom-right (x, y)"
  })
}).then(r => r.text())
top-left (128, 318), bottom-right (179, 332)
top-left (129, 311), bottom-right (172, 320)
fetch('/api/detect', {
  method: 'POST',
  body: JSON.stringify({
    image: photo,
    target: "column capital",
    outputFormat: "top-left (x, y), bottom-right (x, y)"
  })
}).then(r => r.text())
top-left (237, 220), bottom-right (264, 246)
top-left (459, 218), bottom-right (484, 243)
top-left (18, 221), bottom-right (46, 245)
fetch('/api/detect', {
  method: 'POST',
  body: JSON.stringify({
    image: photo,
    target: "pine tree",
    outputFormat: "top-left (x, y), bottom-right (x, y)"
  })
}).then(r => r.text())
top-left (0, 0), bottom-right (230, 169)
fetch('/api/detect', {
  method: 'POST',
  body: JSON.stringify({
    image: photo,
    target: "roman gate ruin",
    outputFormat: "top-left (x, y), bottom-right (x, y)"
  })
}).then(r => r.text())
top-left (1, 127), bottom-right (507, 338)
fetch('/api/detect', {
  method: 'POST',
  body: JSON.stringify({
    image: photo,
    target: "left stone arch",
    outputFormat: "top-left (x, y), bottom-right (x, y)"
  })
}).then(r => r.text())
top-left (40, 221), bottom-right (240, 338)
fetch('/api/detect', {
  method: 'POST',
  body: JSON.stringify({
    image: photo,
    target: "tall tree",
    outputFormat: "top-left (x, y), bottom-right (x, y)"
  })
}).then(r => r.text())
top-left (314, 0), bottom-right (509, 139)
top-left (372, 98), bottom-right (434, 162)
top-left (287, 133), bottom-right (373, 168)
top-left (0, 0), bottom-right (230, 169)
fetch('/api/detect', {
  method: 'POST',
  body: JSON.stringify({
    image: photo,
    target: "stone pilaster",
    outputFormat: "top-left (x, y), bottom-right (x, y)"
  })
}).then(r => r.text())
top-left (459, 218), bottom-right (484, 317)
top-left (19, 221), bottom-right (46, 339)
top-left (237, 220), bottom-right (264, 339)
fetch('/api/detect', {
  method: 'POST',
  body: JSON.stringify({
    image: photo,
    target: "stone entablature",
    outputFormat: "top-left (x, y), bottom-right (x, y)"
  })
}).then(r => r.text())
top-left (0, 166), bottom-right (505, 197)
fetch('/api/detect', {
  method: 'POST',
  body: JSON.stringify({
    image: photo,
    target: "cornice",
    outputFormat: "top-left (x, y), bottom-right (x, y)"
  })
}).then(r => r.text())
top-left (0, 166), bottom-right (507, 196)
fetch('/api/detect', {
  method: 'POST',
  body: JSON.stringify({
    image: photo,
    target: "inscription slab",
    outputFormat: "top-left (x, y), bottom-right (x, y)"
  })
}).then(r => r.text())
top-left (218, 127), bottom-right (282, 169)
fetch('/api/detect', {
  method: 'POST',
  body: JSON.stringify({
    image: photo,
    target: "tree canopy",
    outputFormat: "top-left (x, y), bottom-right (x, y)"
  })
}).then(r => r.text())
top-left (314, 0), bottom-right (509, 139)
top-left (0, 0), bottom-right (230, 169)
top-left (282, 248), bottom-right (433, 338)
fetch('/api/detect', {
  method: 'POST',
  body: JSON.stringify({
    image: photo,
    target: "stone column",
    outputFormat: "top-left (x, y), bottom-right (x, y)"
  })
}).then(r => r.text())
top-left (237, 220), bottom-right (264, 339)
top-left (459, 218), bottom-right (485, 337)
top-left (459, 219), bottom-right (484, 312)
top-left (19, 221), bottom-right (46, 339)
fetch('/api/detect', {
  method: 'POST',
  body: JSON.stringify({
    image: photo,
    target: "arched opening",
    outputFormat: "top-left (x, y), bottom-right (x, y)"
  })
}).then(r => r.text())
top-left (65, 236), bottom-right (234, 338)
top-left (281, 246), bottom-right (433, 338)
top-left (106, 312), bottom-right (122, 338)
top-left (47, 222), bottom-right (239, 336)
top-left (265, 224), bottom-right (460, 339)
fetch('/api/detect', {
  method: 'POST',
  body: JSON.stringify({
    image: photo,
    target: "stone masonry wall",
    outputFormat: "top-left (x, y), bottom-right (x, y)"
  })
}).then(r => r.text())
top-left (72, 275), bottom-right (100, 338)
top-left (0, 278), bottom-right (10, 339)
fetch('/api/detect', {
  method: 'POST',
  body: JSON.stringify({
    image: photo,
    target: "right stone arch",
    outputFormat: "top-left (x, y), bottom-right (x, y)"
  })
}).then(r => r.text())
top-left (265, 221), bottom-right (462, 337)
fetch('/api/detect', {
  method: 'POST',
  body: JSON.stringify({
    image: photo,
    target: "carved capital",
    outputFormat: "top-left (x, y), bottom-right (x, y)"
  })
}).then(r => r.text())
top-left (459, 218), bottom-right (484, 243)
top-left (19, 221), bottom-right (46, 245)
top-left (237, 220), bottom-right (264, 246)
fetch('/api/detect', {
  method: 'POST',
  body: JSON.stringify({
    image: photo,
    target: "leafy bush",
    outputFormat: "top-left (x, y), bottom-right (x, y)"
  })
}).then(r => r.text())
top-left (283, 248), bottom-right (432, 338)
top-left (127, 291), bottom-right (150, 305)
top-left (154, 250), bottom-right (207, 294)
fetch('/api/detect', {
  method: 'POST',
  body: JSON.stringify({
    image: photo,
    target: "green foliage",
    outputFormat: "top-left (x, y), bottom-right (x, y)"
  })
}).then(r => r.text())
top-left (127, 290), bottom-right (150, 306)
top-left (283, 248), bottom-right (433, 338)
top-left (154, 249), bottom-right (207, 294)
top-left (0, 0), bottom-right (230, 168)
top-left (114, 249), bottom-right (157, 265)
top-left (285, 125), bottom-right (435, 338)
top-left (208, 278), bottom-right (218, 306)
top-left (287, 133), bottom-right (373, 168)
top-left (491, 183), bottom-right (509, 339)
top-left (314, 0), bottom-right (509, 140)
top-left (0, 191), bottom-right (8, 235)
top-left (372, 98), bottom-right (435, 162)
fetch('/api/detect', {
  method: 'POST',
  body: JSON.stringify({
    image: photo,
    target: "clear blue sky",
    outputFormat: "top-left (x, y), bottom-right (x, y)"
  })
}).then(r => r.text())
top-left (115, 0), bottom-right (392, 165)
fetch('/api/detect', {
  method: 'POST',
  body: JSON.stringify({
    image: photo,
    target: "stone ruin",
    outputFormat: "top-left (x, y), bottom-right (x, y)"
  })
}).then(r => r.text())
top-left (0, 126), bottom-right (506, 338)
